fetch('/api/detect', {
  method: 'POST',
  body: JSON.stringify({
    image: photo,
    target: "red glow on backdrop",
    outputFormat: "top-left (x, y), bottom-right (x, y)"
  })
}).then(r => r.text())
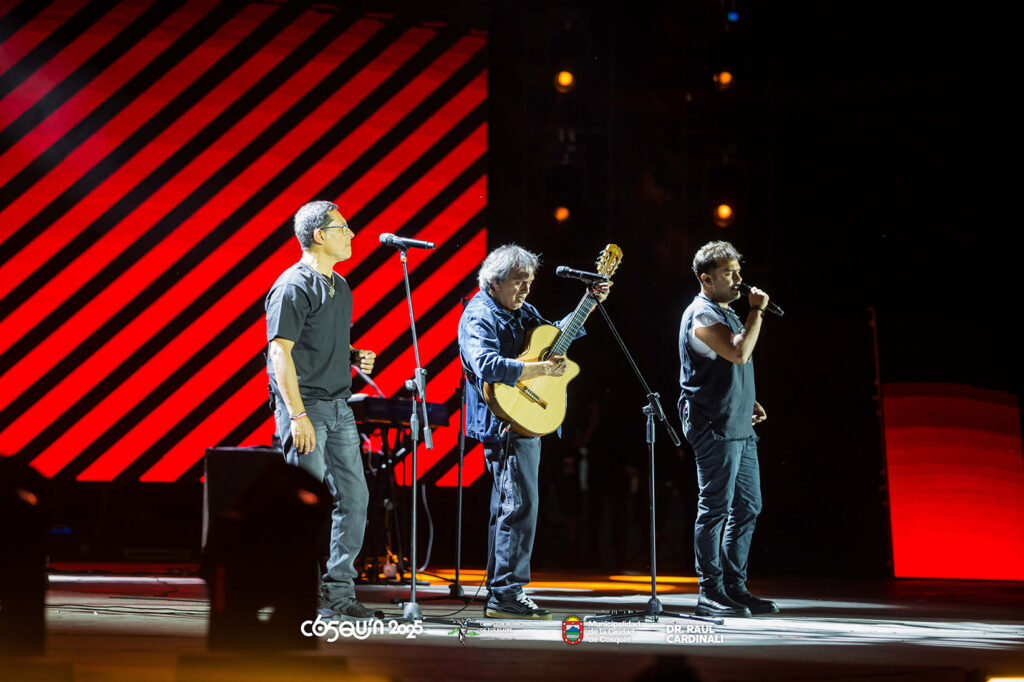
top-left (884, 382), bottom-right (1024, 580)
top-left (0, 2), bottom-right (487, 486)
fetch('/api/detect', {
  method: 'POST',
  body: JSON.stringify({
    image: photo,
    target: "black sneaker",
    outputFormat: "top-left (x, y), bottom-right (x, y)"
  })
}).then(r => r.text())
top-left (725, 589), bottom-right (779, 615)
top-left (318, 600), bottom-right (385, 622)
top-left (484, 591), bottom-right (552, 620)
top-left (694, 589), bottom-right (752, 618)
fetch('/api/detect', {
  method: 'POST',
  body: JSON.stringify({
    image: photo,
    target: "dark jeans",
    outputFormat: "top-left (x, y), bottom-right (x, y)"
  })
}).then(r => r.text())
top-left (684, 419), bottom-right (762, 592)
top-left (484, 434), bottom-right (541, 601)
top-left (273, 397), bottom-right (367, 608)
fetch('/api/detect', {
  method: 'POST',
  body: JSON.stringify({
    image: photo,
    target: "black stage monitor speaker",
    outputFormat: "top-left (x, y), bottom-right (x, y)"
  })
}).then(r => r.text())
top-left (202, 446), bottom-right (281, 550)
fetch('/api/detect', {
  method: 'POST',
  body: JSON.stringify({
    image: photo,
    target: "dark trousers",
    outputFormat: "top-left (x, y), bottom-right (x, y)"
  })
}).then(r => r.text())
top-left (483, 434), bottom-right (541, 600)
top-left (685, 421), bottom-right (762, 591)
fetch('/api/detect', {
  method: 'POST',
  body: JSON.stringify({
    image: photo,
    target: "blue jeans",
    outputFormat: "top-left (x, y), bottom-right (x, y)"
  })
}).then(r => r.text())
top-left (484, 434), bottom-right (541, 600)
top-left (273, 397), bottom-right (368, 608)
top-left (684, 419), bottom-right (762, 592)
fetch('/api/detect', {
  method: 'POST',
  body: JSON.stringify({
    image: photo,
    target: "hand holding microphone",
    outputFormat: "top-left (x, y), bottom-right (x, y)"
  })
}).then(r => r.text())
top-left (735, 282), bottom-right (785, 317)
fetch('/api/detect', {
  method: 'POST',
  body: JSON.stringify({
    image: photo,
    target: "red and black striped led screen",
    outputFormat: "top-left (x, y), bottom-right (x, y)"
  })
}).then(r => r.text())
top-left (0, 0), bottom-right (487, 485)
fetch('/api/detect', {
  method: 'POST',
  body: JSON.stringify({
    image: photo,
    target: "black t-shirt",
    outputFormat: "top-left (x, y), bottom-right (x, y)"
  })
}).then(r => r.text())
top-left (265, 262), bottom-right (353, 401)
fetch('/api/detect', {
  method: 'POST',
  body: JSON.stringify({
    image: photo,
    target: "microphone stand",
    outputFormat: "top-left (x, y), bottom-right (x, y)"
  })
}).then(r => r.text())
top-left (413, 296), bottom-right (476, 606)
top-left (584, 286), bottom-right (721, 626)
top-left (390, 245), bottom-right (434, 623)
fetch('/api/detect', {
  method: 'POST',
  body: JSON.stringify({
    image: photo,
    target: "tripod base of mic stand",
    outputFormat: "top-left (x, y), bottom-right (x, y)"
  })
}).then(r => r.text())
top-left (401, 601), bottom-right (422, 621)
top-left (396, 601), bottom-right (482, 629)
top-left (587, 596), bottom-right (723, 625)
top-left (414, 581), bottom-right (478, 605)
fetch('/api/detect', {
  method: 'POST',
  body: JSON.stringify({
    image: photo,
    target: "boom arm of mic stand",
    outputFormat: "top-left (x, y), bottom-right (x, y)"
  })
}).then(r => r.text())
top-left (591, 296), bottom-right (681, 447)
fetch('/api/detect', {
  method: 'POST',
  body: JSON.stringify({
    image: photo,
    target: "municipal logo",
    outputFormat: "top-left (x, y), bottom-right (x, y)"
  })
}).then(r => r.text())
top-left (562, 616), bottom-right (583, 645)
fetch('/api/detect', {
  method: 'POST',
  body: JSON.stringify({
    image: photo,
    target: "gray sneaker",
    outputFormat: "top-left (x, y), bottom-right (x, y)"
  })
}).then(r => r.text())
top-left (318, 600), bottom-right (385, 622)
top-left (485, 591), bottom-right (551, 620)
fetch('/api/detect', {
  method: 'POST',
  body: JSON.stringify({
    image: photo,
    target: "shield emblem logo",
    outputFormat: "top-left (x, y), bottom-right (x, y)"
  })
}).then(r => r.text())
top-left (562, 616), bottom-right (583, 645)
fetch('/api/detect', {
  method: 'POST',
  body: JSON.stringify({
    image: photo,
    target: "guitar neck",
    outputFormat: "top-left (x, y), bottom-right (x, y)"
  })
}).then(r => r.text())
top-left (550, 291), bottom-right (597, 356)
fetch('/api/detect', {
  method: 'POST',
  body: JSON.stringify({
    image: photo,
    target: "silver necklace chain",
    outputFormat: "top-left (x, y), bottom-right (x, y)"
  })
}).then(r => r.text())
top-left (302, 262), bottom-right (335, 297)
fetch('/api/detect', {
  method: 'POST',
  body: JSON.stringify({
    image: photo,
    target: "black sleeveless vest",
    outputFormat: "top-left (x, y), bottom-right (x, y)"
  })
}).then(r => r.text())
top-left (678, 294), bottom-right (756, 439)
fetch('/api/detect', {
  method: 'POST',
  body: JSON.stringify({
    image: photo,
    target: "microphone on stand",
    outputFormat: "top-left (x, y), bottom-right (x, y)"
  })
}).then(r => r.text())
top-left (555, 266), bottom-right (609, 283)
top-left (379, 233), bottom-right (436, 250)
top-left (735, 282), bottom-right (785, 317)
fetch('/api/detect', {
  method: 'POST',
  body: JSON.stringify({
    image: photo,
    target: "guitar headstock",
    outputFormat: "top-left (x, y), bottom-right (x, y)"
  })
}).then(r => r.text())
top-left (595, 244), bottom-right (623, 279)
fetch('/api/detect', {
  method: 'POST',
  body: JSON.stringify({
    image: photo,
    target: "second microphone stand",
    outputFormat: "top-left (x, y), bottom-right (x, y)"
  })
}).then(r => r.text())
top-left (584, 286), bottom-right (721, 626)
top-left (411, 350), bottom-right (476, 607)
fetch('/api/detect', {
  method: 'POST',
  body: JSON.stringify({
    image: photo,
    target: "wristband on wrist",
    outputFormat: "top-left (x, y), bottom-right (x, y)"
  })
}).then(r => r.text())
top-left (290, 411), bottom-right (307, 421)
top-left (753, 307), bottom-right (766, 313)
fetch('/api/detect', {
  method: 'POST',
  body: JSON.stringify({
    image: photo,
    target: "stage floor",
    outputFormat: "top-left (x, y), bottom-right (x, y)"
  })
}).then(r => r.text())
top-left (5, 566), bottom-right (1024, 681)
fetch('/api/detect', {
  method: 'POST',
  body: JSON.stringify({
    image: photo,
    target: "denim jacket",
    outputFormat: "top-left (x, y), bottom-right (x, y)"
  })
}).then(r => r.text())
top-left (458, 290), bottom-right (584, 442)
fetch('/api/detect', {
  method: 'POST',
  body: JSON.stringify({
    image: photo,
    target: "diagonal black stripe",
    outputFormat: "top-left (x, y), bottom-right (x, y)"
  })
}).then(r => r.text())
top-left (372, 268), bottom-right (479, 374)
top-left (348, 146), bottom-right (487, 321)
top-left (0, 0), bottom-right (57, 46)
top-left (221, 402), bottom-right (277, 451)
top-left (0, 0), bottom-right (247, 254)
top-left (37, 298), bottom-right (266, 481)
top-left (112, 352), bottom-right (269, 483)
top-left (0, 26), bottom-right (484, 470)
top-left (0, 0), bottom-right (117, 100)
top-left (0, 0), bottom-right (186, 151)
top-left (353, 210), bottom-right (484, 342)
top-left (0, 24), bottom-right (475, 382)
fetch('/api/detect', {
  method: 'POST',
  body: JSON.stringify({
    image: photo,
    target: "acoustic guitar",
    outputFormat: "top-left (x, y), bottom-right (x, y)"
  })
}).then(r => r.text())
top-left (483, 244), bottom-right (623, 436)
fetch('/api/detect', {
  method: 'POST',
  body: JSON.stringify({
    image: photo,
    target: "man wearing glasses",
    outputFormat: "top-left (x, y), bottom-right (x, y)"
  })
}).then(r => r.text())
top-left (265, 200), bottom-right (379, 621)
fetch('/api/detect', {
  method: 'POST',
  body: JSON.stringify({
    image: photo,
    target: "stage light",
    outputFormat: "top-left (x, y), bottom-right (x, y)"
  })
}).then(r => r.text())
top-left (554, 70), bottom-right (576, 93)
top-left (714, 203), bottom-right (734, 227)
top-left (713, 71), bottom-right (735, 90)
top-left (554, 206), bottom-right (570, 222)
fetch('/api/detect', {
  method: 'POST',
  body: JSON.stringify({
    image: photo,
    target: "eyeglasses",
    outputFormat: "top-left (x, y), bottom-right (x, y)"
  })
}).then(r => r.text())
top-left (319, 222), bottom-right (351, 233)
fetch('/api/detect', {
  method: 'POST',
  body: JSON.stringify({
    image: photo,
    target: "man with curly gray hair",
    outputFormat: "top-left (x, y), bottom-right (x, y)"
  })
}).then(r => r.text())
top-left (265, 200), bottom-right (380, 621)
top-left (458, 244), bottom-right (611, 619)
top-left (678, 240), bottom-right (777, 618)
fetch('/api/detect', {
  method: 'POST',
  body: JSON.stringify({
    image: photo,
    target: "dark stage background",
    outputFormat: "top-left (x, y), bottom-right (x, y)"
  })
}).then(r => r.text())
top-left (2, 1), bottom-right (1020, 580)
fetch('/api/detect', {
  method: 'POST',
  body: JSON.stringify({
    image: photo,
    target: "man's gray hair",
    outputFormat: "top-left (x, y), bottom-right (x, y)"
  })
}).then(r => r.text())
top-left (478, 244), bottom-right (541, 292)
top-left (293, 200), bottom-right (337, 249)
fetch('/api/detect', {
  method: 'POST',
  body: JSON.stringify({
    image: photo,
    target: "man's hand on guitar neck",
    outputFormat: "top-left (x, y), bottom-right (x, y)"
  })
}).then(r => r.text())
top-left (590, 280), bottom-right (612, 302)
top-left (520, 354), bottom-right (568, 380)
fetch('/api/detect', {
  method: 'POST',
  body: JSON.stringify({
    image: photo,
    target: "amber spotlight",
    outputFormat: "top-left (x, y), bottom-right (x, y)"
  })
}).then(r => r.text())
top-left (713, 70), bottom-right (735, 90)
top-left (713, 203), bottom-right (734, 227)
top-left (554, 206), bottom-right (571, 222)
top-left (554, 70), bottom-right (576, 93)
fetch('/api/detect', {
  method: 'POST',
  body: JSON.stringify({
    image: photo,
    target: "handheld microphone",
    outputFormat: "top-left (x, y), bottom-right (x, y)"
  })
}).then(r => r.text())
top-left (555, 266), bottom-right (610, 283)
top-left (735, 282), bottom-right (785, 317)
top-left (379, 233), bottom-right (436, 250)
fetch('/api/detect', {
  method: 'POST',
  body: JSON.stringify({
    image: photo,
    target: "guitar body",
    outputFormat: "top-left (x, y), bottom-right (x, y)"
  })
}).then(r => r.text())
top-left (482, 324), bottom-right (580, 437)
